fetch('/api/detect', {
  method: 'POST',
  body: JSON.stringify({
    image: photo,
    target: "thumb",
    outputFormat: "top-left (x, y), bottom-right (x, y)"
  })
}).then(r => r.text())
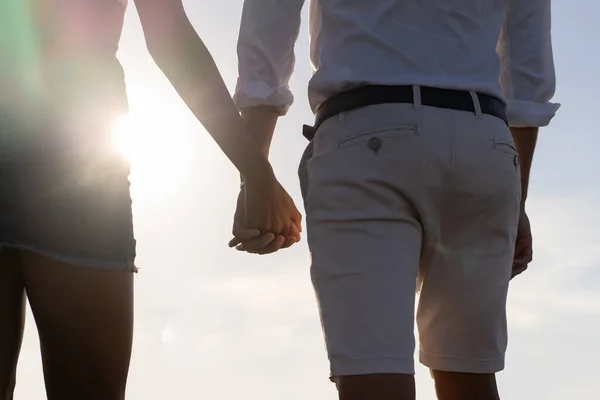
top-left (230, 221), bottom-right (261, 248)
top-left (233, 227), bottom-right (261, 240)
top-left (229, 229), bottom-right (261, 248)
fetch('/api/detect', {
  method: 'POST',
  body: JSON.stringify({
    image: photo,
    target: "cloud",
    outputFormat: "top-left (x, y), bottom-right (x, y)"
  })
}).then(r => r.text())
top-left (507, 194), bottom-right (600, 321)
top-left (498, 194), bottom-right (600, 398)
top-left (15, 193), bottom-right (600, 400)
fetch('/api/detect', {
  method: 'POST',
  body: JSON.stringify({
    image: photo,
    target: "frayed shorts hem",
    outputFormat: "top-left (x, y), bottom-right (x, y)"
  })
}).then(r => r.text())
top-left (0, 243), bottom-right (137, 273)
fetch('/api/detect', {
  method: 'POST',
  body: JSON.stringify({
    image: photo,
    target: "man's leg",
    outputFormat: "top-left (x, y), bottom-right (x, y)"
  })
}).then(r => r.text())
top-left (417, 109), bottom-right (521, 400)
top-left (431, 371), bottom-right (499, 400)
top-left (303, 104), bottom-right (427, 399)
top-left (336, 374), bottom-right (416, 400)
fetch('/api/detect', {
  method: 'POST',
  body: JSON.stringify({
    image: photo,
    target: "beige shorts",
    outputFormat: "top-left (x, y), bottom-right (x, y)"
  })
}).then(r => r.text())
top-left (299, 99), bottom-right (521, 378)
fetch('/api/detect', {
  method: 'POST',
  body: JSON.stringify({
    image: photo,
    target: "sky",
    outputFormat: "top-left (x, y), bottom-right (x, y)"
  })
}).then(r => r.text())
top-left (13, 1), bottom-right (600, 399)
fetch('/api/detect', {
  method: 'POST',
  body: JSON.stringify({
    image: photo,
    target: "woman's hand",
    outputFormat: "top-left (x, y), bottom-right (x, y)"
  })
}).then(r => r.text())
top-left (228, 177), bottom-right (302, 255)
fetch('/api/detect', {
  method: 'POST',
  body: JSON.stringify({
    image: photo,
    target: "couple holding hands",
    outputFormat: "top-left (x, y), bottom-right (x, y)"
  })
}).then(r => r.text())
top-left (1, 0), bottom-right (558, 399)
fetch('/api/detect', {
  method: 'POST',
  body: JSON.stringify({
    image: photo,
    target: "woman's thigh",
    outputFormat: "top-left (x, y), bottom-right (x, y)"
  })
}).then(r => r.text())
top-left (21, 252), bottom-right (134, 400)
top-left (2, 118), bottom-right (137, 399)
top-left (0, 249), bottom-right (25, 400)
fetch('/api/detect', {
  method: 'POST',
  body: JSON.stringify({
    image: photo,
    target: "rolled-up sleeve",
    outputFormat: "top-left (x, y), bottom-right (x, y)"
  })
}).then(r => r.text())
top-left (234, 0), bottom-right (305, 116)
top-left (498, 0), bottom-right (560, 127)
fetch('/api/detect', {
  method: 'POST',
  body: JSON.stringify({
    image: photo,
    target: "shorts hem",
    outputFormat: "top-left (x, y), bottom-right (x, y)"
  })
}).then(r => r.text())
top-left (419, 351), bottom-right (504, 374)
top-left (330, 357), bottom-right (415, 378)
top-left (0, 243), bottom-right (137, 273)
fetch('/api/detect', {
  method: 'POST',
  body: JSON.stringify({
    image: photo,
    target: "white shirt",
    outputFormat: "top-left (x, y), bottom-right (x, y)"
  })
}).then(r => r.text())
top-left (234, 0), bottom-right (560, 127)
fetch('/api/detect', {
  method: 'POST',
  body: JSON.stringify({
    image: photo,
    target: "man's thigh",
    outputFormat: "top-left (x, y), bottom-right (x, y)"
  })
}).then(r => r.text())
top-left (417, 111), bottom-right (521, 375)
top-left (303, 104), bottom-right (426, 379)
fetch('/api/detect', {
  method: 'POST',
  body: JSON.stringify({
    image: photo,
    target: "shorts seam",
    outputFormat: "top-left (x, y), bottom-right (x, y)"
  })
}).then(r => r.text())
top-left (331, 356), bottom-right (416, 376)
top-left (420, 350), bottom-right (505, 373)
top-left (0, 243), bottom-right (137, 272)
top-left (420, 351), bottom-right (504, 363)
top-left (334, 356), bottom-right (411, 362)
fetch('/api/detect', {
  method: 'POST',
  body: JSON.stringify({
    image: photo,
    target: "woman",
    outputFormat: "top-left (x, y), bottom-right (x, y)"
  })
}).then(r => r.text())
top-left (0, 0), bottom-right (300, 399)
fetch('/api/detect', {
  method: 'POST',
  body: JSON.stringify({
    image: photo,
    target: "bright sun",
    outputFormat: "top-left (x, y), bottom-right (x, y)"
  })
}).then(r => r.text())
top-left (111, 93), bottom-right (196, 195)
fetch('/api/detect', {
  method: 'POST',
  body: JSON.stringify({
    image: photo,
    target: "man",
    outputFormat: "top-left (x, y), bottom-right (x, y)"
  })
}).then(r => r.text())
top-left (0, 0), bottom-right (299, 398)
top-left (231, 0), bottom-right (559, 399)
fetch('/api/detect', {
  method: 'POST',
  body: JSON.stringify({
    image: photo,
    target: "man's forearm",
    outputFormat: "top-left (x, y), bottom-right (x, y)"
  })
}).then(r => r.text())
top-left (241, 106), bottom-right (280, 158)
top-left (510, 127), bottom-right (538, 206)
top-left (237, 106), bottom-right (279, 185)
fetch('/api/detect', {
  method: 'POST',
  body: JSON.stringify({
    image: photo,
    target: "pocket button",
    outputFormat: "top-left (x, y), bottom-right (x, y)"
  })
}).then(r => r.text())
top-left (368, 137), bottom-right (382, 151)
top-left (514, 154), bottom-right (519, 167)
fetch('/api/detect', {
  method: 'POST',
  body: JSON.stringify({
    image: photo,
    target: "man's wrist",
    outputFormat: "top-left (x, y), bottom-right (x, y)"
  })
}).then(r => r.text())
top-left (520, 186), bottom-right (528, 210)
top-left (241, 106), bottom-right (279, 158)
top-left (510, 127), bottom-right (537, 213)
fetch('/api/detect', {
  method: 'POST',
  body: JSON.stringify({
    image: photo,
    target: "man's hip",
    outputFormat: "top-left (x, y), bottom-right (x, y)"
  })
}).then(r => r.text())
top-left (299, 99), bottom-right (520, 378)
top-left (302, 85), bottom-right (507, 142)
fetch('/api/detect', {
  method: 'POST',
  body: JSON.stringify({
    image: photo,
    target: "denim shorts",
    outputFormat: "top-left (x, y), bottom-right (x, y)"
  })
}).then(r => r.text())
top-left (0, 106), bottom-right (137, 271)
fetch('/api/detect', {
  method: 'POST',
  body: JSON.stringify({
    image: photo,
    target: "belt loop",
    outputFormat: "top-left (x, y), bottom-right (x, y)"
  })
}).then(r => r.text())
top-left (469, 91), bottom-right (483, 119)
top-left (302, 124), bottom-right (315, 141)
top-left (412, 85), bottom-right (422, 111)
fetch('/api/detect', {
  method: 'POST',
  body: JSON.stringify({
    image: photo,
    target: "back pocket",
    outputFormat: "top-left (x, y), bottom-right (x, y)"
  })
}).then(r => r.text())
top-left (298, 141), bottom-right (313, 206)
top-left (491, 138), bottom-right (517, 155)
top-left (337, 125), bottom-right (417, 149)
top-left (491, 138), bottom-right (520, 169)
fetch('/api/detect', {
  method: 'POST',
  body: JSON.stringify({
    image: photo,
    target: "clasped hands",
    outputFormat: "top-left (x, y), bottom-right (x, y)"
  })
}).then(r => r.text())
top-left (228, 174), bottom-right (302, 255)
top-left (227, 172), bottom-right (534, 274)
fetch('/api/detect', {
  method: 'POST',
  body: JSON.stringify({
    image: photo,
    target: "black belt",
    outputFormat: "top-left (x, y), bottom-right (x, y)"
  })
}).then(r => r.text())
top-left (302, 85), bottom-right (507, 141)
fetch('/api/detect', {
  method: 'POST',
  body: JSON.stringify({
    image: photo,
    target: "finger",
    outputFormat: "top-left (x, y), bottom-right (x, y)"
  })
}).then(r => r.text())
top-left (512, 256), bottom-right (528, 270)
top-left (514, 245), bottom-right (533, 266)
top-left (523, 246), bottom-right (533, 263)
top-left (281, 235), bottom-right (297, 249)
top-left (512, 250), bottom-right (532, 280)
top-left (511, 263), bottom-right (528, 279)
top-left (229, 237), bottom-right (242, 248)
top-left (232, 226), bottom-right (262, 240)
top-left (292, 209), bottom-right (303, 232)
top-left (288, 222), bottom-right (301, 242)
top-left (235, 233), bottom-right (277, 251)
top-left (242, 232), bottom-right (276, 250)
top-left (245, 235), bottom-right (285, 255)
top-left (229, 228), bottom-right (262, 248)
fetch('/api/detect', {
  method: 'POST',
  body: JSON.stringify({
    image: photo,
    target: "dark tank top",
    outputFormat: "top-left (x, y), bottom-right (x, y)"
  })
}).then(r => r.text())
top-left (0, 0), bottom-right (129, 137)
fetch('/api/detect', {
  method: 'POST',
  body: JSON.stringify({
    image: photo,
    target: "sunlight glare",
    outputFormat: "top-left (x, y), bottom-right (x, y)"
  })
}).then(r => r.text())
top-left (112, 114), bottom-right (137, 159)
top-left (161, 323), bottom-right (178, 344)
top-left (111, 98), bottom-right (196, 197)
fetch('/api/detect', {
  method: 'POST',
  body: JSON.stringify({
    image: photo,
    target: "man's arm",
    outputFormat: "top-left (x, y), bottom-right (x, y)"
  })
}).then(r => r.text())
top-left (234, 0), bottom-right (306, 158)
top-left (510, 127), bottom-right (538, 205)
top-left (133, 0), bottom-right (272, 183)
top-left (498, 0), bottom-right (559, 204)
top-left (228, 0), bottom-right (306, 251)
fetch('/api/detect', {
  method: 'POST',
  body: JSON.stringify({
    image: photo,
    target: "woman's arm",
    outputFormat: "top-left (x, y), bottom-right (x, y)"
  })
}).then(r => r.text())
top-left (133, 0), bottom-right (272, 182)
top-left (132, 0), bottom-right (302, 242)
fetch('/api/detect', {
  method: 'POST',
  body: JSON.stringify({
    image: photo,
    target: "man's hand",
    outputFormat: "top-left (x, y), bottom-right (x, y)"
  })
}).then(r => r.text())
top-left (229, 178), bottom-right (302, 255)
top-left (510, 127), bottom-right (537, 279)
top-left (512, 206), bottom-right (532, 279)
top-left (227, 106), bottom-right (300, 255)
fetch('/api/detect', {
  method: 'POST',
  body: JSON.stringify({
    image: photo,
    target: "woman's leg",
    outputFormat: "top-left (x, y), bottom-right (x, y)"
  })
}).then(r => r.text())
top-left (0, 249), bottom-right (25, 400)
top-left (21, 252), bottom-right (134, 400)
